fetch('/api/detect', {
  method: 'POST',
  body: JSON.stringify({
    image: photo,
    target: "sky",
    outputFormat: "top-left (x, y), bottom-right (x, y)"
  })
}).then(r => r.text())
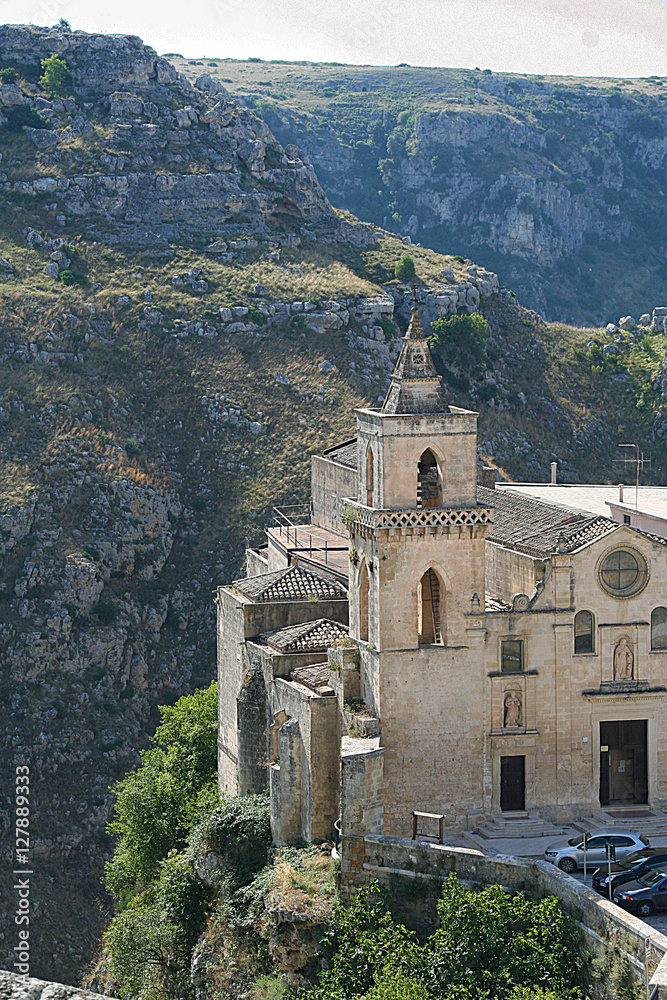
top-left (3, 0), bottom-right (667, 78)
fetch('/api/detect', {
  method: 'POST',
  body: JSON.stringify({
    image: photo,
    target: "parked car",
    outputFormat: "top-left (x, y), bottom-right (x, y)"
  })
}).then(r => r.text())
top-left (544, 831), bottom-right (650, 874)
top-left (613, 868), bottom-right (667, 918)
top-left (592, 849), bottom-right (667, 895)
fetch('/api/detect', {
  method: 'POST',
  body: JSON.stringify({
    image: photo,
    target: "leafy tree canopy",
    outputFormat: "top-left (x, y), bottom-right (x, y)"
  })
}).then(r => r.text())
top-left (39, 54), bottom-right (70, 96)
top-left (395, 254), bottom-right (417, 281)
top-left (104, 681), bottom-right (218, 906)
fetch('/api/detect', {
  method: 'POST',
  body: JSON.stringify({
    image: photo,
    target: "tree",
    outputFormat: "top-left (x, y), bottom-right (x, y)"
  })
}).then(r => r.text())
top-left (104, 682), bottom-right (218, 906)
top-left (395, 254), bottom-right (416, 281)
top-left (428, 312), bottom-right (489, 377)
top-left (39, 54), bottom-right (70, 97)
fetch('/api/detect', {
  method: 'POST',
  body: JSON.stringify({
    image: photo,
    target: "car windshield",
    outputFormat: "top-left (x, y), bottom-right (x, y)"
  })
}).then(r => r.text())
top-left (637, 870), bottom-right (667, 888)
top-left (624, 851), bottom-right (648, 868)
top-left (568, 835), bottom-right (587, 847)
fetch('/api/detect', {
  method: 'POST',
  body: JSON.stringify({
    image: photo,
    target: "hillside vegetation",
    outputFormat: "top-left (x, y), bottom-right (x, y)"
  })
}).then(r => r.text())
top-left (172, 55), bottom-right (667, 325)
top-left (1, 24), bottom-right (667, 986)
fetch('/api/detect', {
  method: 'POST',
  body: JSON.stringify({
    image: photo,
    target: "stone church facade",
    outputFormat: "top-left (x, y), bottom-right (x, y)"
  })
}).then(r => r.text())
top-left (217, 306), bottom-right (667, 846)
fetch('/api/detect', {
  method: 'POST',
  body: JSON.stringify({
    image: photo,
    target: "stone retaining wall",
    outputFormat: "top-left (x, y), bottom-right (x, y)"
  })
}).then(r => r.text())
top-left (341, 834), bottom-right (667, 998)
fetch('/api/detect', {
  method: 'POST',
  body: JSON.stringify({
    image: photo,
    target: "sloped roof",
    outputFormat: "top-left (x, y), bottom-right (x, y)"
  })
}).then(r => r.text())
top-left (322, 438), bottom-right (357, 470)
top-left (478, 485), bottom-right (616, 558)
top-left (289, 662), bottom-right (335, 693)
top-left (233, 565), bottom-right (347, 603)
top-left (262, 618), bottom-right (349, 653)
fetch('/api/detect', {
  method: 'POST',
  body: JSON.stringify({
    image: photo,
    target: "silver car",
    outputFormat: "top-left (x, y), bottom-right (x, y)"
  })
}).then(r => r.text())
top-left (544, 830), bottom-right (650, 874)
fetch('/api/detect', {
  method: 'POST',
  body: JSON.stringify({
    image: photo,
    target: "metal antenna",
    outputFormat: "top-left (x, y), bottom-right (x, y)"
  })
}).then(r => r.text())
top-left (614, 443), bottom-right (651, 512)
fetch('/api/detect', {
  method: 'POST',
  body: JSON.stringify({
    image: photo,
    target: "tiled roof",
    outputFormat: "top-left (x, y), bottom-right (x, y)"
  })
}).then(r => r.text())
top-left (478, 485), bottom-right (616, 558)
top-left (323, 438), bottom-right (357, 470)
top-left (290, 662), bottom-right (336, 692)
top-left (262, 618), bottom-right (349, 653)
top-left (233, 566), bottom-right (347, 603)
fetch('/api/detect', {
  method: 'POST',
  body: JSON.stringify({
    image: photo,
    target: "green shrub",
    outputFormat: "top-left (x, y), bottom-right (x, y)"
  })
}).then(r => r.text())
top-left (429, 312), bottom-right (489, 377)
top-left (124, 437), bottom-right (142, 458)
top-left (191, 794), bottom-right (271, 888)
top-left (394, 254), bottom-right (416, 281)
top-left (39, 54), bottom-right (70, 96)
top-left (6, 105), bottom-right (49, 132)
top-left (247, 305), bottom-right (268, 326)
top-left (59, 269), bottom-right (85, 287)
top-left (0, 67), bottom-right (18, 84)
top-left (95, 599), bottom-right (118, 624)
top-left (363, 966), bottom-right (435, 1000)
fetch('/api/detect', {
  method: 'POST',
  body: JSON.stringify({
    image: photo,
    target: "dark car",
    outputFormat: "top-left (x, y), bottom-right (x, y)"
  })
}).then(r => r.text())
top-left (592, 849), bottom-right (667, 895)
top-left (613, 869), bottom-right (667, 918)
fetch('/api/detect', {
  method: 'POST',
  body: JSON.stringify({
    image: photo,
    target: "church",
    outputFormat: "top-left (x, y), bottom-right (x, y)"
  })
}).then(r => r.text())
top-left (217, 305), bottom-right (667, 847)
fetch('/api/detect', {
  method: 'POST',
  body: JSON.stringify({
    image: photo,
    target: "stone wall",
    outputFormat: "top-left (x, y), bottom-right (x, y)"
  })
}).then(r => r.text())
top-left (311, 454), bottom-right (356, 533)
top-left (340, 836), bottom-right (667, 998)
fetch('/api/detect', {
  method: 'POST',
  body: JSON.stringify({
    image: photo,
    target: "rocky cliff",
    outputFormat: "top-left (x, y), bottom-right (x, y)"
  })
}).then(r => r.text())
top-left (1, 25), bottom-right (667, 990)
top-left (172, 58), bottom-right (667, 326)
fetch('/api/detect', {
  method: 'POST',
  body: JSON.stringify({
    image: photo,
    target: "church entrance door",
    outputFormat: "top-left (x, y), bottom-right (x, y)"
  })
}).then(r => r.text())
top-left (500, 755), bottom-right (525, 812)
top-left (599, 720), bottom-right (648, 806)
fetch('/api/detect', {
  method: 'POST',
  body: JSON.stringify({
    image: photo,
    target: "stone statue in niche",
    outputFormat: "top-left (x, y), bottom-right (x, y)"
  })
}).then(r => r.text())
top-left (613, 637), bottom-right (634, 680)
top-left (504, 691), bottom-right (522, 728)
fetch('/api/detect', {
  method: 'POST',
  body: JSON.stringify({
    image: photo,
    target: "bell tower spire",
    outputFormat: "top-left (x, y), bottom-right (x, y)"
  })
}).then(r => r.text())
top-left (382, 294), bottom-right (446, 415)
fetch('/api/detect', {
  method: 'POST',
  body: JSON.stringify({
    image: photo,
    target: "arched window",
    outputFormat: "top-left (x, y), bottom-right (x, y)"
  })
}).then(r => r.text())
top-left (359, 562), bottom-right (369, 642)
top-left (417, 449), bottom-right (442, 508)
top-left (574, 610), bottom-right (595, 654)
top-left (651, 607), bottom-right (667, 650)
top-left (366, 448), bottom-right (374, 507)
top-left (418, 568), bottom-right (443, 645)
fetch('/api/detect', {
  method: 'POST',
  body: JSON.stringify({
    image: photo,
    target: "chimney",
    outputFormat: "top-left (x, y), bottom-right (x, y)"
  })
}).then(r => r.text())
top-left (619, 483), bottom-right (624, 502)
top-left (550, 462), bottom-right (557, 485)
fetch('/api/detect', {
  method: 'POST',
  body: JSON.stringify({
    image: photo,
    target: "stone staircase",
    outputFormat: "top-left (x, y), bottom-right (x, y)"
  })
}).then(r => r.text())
top-left (471, 812), bottom-right (570, 840)
top-left (572, 809), bottom-right (667, 837)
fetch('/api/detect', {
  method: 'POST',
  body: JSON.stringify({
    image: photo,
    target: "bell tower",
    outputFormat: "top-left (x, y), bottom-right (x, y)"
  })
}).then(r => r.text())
top-left (344, 302), bottom-right (492, 707)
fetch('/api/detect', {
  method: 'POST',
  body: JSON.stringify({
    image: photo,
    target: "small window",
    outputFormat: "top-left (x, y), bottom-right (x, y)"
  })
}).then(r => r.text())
top-left (610, 836), bottom-right (635, 847)
top-left (586, 837), bottom-right (605, 849)
top-left (651, 607), bottom-right (667, 650)
top-left (501, 639), bottom-right (523, 674)
top-left (574, 610), bottom-right (594, 654)
top-left (623, 514), bottom-right (631, 525)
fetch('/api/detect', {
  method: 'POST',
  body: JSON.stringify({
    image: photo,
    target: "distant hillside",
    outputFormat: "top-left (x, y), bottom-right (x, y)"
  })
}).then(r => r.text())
top-left (172, 56), bottom-right (667, 326)
top-left (1, 24), bottom-right (667, 987)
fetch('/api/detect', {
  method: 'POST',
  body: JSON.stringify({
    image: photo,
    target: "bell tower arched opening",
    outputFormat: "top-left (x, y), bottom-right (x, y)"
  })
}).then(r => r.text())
top-left (359, 562), bottom-right (370, 642)
top-left (366, 448), bottom-right (374, 507)
top-left (417, 449), bottom-right (442, 509)
top-left (418, 568), bottom-right (444, 645)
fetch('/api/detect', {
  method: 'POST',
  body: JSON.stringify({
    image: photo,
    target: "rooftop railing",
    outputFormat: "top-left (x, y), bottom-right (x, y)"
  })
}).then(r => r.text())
top-left (272, 504), bottom-right (348, 566)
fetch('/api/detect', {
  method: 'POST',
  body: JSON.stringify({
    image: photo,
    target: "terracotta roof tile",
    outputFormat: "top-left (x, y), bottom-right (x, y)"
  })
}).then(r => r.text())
top-left (262, 618), bottom-right (349, 652)
top-left (478, 485), bottom-right (616, 557)
top-left (233, 565), bottom-right (347, 603)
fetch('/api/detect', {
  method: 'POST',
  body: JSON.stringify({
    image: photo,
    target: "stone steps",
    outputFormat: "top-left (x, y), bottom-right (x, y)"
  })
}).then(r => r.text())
top-left (473, 813), bottom-right (569, 839)
top-left (573, 810), bottom-right (667, 837)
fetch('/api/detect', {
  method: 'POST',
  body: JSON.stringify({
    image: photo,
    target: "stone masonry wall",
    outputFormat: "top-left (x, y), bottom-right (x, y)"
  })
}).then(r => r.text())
top-left (340, 836), bottom-right (667, 999)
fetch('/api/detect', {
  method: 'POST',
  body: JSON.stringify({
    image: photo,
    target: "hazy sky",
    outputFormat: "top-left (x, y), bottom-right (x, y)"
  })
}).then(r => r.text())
top-left (3, 0), bottom-right (667, 78)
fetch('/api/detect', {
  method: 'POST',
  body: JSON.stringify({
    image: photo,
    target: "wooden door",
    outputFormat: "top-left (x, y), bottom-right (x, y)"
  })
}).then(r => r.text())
top-left (500, 755), bottom-right (525, 812)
